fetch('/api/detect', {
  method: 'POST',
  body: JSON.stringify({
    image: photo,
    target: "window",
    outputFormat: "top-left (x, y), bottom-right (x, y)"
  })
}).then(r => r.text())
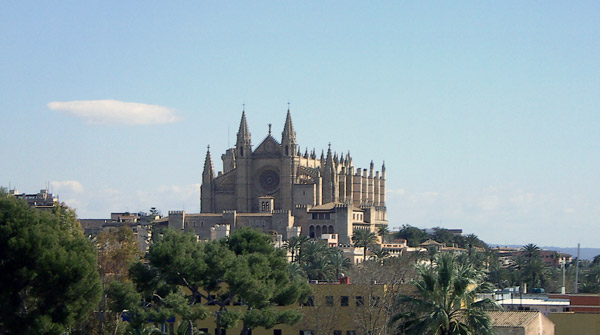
top-left (341, 296), bottom-right (349, 306)
top-left (325, 296), bottom-right (334, 306)
top-left (274, 330), bottom-right (282, 335)
top-left (199, 329), bottom-right (208, 334)
top-left (334, 331), bottom-right (342, 335)
top-left (370, 296), bottom-right (380, 307)
top-left (207, 294), bottom-right (217, 305)
top-left (216, 329), bottom-right (227, 335)
top-left (356, 296), bottom-right (364, 307)
top-left (346, 331), bottom-right (356, 335)
top-left (299, 331), bottom-right (314, 335)
top-left (303, 296), bottom-right (315, 306)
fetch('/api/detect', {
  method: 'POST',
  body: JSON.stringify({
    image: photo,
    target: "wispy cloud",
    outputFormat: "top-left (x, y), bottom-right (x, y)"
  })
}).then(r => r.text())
top-left (387, 184), bottom-right (600, 246)
top-left (48, 99), bottom-right (180, 125)
top-left (51, 180), bottom-right (84, 193)
top-left (59, 183), bottom-right (202, 219)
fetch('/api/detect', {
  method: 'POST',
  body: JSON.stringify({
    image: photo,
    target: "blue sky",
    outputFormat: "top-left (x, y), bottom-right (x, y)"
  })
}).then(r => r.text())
top-left (1, 2), bottom-right (598, 247)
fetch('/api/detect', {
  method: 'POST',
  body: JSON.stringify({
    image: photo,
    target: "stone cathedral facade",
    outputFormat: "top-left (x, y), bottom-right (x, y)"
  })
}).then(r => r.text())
top-left (167, 109), bottom-right (387, 244)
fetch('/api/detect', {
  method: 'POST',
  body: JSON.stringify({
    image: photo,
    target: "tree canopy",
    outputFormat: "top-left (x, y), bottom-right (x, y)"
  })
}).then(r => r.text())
top-left (116, 227), bottom-right (310, 335)
top-left (0, 195), bottom-right (102, 334)
top-left (392, 253), bottom-right (498, 335)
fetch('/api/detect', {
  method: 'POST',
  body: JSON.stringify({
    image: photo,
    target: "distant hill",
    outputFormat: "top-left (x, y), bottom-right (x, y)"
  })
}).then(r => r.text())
top-left (489, 244), bottom-right (600, 260)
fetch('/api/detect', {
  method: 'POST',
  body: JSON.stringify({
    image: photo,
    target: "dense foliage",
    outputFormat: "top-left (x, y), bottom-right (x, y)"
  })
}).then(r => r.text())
top-left (0, 195), bottom-right (102, 334)
top-left (108, 227), bottom-right (311, 335)
top-left (392, 253), bottom-right (498, 335)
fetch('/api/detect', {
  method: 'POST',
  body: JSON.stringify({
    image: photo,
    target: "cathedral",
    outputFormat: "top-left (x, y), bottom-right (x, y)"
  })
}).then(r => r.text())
top-left (167, 108), bottom-right (387, 244)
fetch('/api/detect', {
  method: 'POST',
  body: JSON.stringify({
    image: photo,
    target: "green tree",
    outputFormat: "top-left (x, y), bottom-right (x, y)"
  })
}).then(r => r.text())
top-left (517, 244), bottom-right (546, 290)
top-left (0, 196), bottom-right (102, 334)
top-left (329, 249), bottom-right (351, 280)
top-left (370, 249), bottom-right (390, 264)
top-left (376, 224), bottom-right (390, 243)
top-left (285, 236), bottom-right (301, 263)
top-left (392, 253), bottom-right (498, 335)
top-left (298, 240), bottom-right (336, 281)
top-left (431, 227), bottom-right (454, 246)
top-left (126, 228), bottom-right (310, 335)
top-left (394, 225), bottom-right (428, 247)
top-left (352, 229), bottom-right (378, 260)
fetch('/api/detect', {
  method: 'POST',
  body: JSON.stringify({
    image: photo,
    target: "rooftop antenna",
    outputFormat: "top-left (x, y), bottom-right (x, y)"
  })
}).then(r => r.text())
top-left (268, 123), bottom-right (272, 135)
top-left (575, 243), bottom-right (581, 293)
top-left (287, 101), bottom-right (290, 111)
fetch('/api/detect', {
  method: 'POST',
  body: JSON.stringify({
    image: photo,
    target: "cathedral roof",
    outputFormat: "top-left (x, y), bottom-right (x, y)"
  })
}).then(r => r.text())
top-left (254, 134), bottom-right (281, 156)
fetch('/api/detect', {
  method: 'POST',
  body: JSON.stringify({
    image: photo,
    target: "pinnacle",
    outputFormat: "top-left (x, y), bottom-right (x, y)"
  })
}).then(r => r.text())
top-left (203, 146), bottom-right (214, 175)
top-left (282, 109), bottom-right (296, 143)
top-left (237, 111), bottom-right (251, 143)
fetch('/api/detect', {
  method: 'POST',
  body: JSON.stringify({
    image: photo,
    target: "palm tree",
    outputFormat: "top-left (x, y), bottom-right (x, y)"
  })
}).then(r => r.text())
top-left (392, 253), bottom-right (498, 335)
top-left (352, 229), bottom-right (378, 261)
top-left (329, 249), bottom-right (351, 280)
top-left (463, 234), bottom-right (480, 256)
top-left (296, 235), bottom-right (311, 262)
top-left (370, 249), bottom-right (390, 264)
top-left (519, 244), bottom-right (545, 290)
top-left (285, 236), bottom-right (301, 263)
top-left (376, 224), bottom-right (390, 243)
top-left (299, 240), bottom-right (336, 281)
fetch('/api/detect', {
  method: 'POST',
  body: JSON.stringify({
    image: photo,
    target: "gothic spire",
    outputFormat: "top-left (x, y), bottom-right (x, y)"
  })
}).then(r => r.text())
top-left (237, 110), bottom-right (251, 144)
top-left (326, 144), bottom-right (334, 170)
top-left (236, 110), bottom-right (252, 157)
top-left (281, 108), bottom-right (297, 144)
top-left (202, 146), bottom-right (214, 180)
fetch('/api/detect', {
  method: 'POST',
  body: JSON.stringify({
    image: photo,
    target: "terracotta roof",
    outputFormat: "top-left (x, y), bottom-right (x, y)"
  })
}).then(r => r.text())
top-left (419, 239), bottom-right (443, 246)
top-left (487, 311), bottom-right (540, 328)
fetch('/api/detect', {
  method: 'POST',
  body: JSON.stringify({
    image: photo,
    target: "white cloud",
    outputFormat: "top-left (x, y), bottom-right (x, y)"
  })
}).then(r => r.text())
top-left (51, 180), bottom-right (84, 193)
top-left (48, 99), bottom-right (180, 125)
